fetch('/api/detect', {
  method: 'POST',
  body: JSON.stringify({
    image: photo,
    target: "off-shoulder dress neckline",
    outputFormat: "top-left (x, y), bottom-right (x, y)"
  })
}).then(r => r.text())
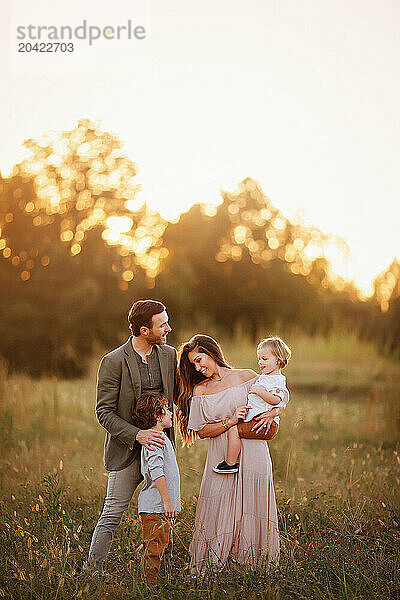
top-left (192, 376), bottom-right (257, 398)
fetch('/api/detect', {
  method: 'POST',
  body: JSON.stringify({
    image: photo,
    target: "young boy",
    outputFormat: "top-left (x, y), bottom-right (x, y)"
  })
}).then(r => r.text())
top-left (132, 391), bottom-right (181, 580)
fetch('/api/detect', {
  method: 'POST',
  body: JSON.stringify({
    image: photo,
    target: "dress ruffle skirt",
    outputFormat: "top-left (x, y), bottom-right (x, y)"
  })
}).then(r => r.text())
top-left (188, 381), bottom-right (280, 575)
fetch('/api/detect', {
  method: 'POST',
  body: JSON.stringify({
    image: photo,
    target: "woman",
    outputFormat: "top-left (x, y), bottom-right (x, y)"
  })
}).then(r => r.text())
top-left (176, 334), bottom-right (285, 576)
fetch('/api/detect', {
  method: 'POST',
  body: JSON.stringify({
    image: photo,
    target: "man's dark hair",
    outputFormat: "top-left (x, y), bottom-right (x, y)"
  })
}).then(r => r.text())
top-left (127, 300), bottom-right (166, 336)
top-left (132, 391), bottom-right (168, 429)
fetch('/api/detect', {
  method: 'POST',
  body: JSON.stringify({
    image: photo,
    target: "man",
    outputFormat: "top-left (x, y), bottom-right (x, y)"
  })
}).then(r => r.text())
top-left (86, 299), bottom-right (177, 572)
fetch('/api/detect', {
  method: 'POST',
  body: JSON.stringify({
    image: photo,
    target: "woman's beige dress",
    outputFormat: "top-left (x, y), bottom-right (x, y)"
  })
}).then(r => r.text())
top-left (188, 379), bottom-right (280, 575)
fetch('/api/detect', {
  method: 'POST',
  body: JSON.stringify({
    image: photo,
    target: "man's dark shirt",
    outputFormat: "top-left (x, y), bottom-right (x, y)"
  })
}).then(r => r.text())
top-left (132, 346), bottom-right (163, 394)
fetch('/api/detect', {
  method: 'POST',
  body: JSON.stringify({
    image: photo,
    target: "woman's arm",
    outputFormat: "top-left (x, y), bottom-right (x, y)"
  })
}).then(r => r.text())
top-left (197, 405), bottom-right (248, 439)
top-left (197, 422), bottom-right (231, 439)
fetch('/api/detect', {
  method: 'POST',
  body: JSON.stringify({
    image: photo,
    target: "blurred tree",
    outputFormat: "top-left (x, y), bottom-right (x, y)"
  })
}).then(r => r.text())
top-left (373, 259), bottom-right (400, 313)
top-left (11, 118), bottom-right (168, 285)
top-left (0, 173), bottom-right (151, 376)
top-left (372, 259), bottom-right (400, 356)
top-left (1, 137), bottom-right (398, 376)
top-left (155, 178), bottom-right (350, 337)
top-left (0, 118), bottom-right (170, 376)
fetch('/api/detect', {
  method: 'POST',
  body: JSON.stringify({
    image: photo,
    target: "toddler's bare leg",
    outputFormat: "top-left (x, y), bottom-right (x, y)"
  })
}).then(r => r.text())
top-left (227, 425), bottom-right (242, 465)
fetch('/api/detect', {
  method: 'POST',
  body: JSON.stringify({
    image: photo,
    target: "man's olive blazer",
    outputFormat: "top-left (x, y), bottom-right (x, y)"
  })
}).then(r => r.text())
top-left (96, 337), bottom-right (177, 471)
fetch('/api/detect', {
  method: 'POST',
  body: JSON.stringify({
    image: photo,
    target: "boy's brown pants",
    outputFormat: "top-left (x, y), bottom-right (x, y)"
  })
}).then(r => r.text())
top-left (140, 513), bottom-right (171, 579)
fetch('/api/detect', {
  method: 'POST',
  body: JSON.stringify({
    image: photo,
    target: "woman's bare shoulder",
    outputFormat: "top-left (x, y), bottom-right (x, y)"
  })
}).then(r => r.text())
top-left (192, 381), bottom-right (208, 396)
top-left (237, 368), bottom-right (258, 383)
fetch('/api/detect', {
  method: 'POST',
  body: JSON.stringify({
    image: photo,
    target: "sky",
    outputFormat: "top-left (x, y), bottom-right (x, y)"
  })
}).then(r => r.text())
top-left (1, 0), bottom-right (399, 296)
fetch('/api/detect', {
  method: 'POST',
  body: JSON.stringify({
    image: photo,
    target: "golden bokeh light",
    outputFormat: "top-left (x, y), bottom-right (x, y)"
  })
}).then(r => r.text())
top-left (125, 197), bottom-right (144, 212)
top-left (70, 243), bottom-right (82, 256)
top-left (374, 259), bottom-right (400, 312)
top-left (1, 121), bottom-right (396, 308)
top-left (122, 270), bottom-right (134, 282)
top-left (106, 216), bottom-right (133, 234)
top-left (2, 120), bottom-right (170, 283)
top-left (268, 238), bottom-right (279, 249)
top-left (201, 203), bottom-right (218, 217)
top-left (216, 178), bottom-right (352, 295)
top-left (60, 230), bottom-right (74, 242)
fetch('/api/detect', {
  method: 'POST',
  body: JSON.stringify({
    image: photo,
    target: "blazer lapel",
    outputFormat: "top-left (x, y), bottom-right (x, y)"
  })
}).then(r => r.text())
top-left (123, 338), bottom-right (141, 399)
top-left (156, 345), bottom-right (170, 400)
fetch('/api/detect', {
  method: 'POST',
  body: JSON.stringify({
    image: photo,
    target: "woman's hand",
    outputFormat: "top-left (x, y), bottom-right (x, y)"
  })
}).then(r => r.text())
top-left (251, 412), bottom-right (274, 434)
top-left (251, 405), bottom-right (285, 433)
top-left (228, 405), bottom-right (249, 426)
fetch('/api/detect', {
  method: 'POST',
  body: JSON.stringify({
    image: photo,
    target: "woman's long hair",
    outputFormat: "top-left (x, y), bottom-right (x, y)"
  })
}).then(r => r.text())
top-left (176, 334), bottom-right (231, 446)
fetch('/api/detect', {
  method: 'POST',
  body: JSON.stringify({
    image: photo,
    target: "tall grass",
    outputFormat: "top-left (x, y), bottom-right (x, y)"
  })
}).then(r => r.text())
top-left (0, 332), bottom-right (399, 599)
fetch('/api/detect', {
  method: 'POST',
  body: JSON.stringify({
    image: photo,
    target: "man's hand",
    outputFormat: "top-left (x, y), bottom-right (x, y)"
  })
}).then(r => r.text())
top-left (163, 500), bottom-right (178, 518)
top-left (136, 429), bottom-right (165, 449)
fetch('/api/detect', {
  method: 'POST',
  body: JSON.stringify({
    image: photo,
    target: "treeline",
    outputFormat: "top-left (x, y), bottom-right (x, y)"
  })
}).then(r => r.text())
top-left (0, 121), bottom-right (398, 377)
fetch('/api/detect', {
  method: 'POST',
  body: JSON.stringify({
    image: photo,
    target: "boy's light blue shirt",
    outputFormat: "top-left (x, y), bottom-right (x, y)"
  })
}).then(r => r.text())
top-left (138, 431), bottom-right (181, 514)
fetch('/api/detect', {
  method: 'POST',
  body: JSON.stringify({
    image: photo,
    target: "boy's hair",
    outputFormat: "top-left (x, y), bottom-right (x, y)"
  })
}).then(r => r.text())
top-left (127, 300), bottom-right (166, 336)
top-left (132, 391), bottom-right (168, 429)
top-left (258, 337), bottom-right (292, 369)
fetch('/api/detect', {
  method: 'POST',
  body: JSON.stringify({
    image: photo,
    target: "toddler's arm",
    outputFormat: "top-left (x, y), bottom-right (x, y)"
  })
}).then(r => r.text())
top-left (249, 384), bottom-right (282, 405)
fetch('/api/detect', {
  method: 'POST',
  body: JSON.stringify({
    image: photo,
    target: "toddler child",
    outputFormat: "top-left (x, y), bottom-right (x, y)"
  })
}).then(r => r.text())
top-left (213, 337), bottom-right (291, 474)
top-left (132, 391), bottom-right (181, 579)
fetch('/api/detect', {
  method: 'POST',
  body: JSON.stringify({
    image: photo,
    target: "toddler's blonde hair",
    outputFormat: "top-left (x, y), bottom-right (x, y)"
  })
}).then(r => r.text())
top-left (258, 337), bottom-right (291, 369)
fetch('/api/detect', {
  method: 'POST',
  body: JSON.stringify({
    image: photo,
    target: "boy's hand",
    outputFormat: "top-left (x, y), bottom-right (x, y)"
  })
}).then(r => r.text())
top-left (163, 500), bottom-right (178, 518)
top-left (136, 429), bottom-right (165, 449)
top-left (249, 384), bottom-right (265, 396)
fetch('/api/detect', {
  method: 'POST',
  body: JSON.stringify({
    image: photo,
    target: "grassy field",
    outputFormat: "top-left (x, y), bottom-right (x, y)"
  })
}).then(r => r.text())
top-left (0, 332), bottom-right (399, 599)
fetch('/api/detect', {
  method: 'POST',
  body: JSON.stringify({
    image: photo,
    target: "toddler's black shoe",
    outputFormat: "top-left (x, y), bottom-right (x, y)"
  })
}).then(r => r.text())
top-left (212, 460), bottom-right (239, 474)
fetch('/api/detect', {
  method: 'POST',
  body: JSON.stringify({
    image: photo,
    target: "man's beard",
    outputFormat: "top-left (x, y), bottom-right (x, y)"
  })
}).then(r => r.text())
top-left (148, 332), bottom-right (167, 345)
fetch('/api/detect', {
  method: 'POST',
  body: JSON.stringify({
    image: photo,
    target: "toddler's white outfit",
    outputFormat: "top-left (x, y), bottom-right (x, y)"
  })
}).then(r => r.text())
top-left (245, 373), bottom-right (289, 424)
